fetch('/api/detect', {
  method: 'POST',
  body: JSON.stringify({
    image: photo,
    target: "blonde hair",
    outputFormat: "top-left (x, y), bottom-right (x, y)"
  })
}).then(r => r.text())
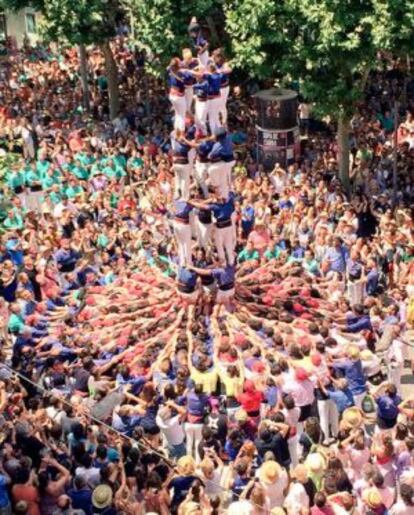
top-left (177, 455), bottom-right (196, 476)
top-left (182, 48), bottom-right (193, 60)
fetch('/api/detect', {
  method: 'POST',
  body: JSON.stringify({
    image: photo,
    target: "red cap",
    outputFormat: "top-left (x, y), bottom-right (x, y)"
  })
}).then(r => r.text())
top-left (295, 367), bottom-right (309, 381)
top-left (311, 353), bottom-right (322, 367)
top-left (252, 361), bottom-right (265, 373)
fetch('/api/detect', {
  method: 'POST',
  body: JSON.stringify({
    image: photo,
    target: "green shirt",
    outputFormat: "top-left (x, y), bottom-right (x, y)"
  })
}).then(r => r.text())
top-left (238, 248), bottom-right (260, 263)
top-left (64, 185), bottom-right (84, 199)
top-left (36, 159), bottom-right (51, 179)
top-left (3, 212), bottom-right (24, 230)
top-left (8, 313), bottom-right (25, 333)
top-left (24, 169), bottom-right (41, 187)
top-left (264, 247), bottom-right (281, 260)
top-left (71, 165), bottom-right (90, 180)
top-left (6, 170), bottom-right (25, 189)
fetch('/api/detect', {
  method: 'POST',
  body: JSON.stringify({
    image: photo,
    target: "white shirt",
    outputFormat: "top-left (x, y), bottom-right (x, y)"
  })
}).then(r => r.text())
top-left (155, 414), bottom-right (185, 445)
top-left (284, 482), bottom-right (309, 515)
top-left (389, 501), bottom-right (414, 515)
top-left (283, 378), bottom-right (315, 407)
top-left (258, 469), bottom-right (288, 508)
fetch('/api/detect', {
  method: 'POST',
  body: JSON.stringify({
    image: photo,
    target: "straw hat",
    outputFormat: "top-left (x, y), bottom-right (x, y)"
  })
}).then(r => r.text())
top-left (305, 453), bottom-right (325, 474)
top-left (259, 460), bottom-right (282, 484)
top-left (341, 406), bottom-right (363, 430)
top-left (346, 344), bottom-right (360, 360)
top-left (360, 349), bottom-right (376, 361)
top-left (92, 485), bottom-right (113, 509)
top-left (235, 409), bottom-right (248, 423)
top-left (362, 488), bottom-right (383, 509)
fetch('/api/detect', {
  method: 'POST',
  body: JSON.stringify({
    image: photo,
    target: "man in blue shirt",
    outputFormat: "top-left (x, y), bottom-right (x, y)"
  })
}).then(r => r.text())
top-left (331, 345), bottom-right (367, 409)
top-left (324, 237), bottom-right (348, 274)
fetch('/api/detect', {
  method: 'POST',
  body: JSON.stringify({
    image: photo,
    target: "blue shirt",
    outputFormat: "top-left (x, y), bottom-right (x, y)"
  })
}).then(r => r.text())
top-left (208, 136), bottom-right (234, 162)
top-left (193, 80), bottom-right (209, 99)
top-left (197, 140), bottom-right (214, 160)
top-left (346, 314), bottom-right (372, 333)
top-left (177, 267), bottom-right (197, 289)
top-left (0, 475), bottom-right (9, 509)
top-left (209, 197), bottom-right (234, 223)
top-left (332, 360), bottom-right (366, 395)
top-left (68, 488), bottom-right (92, 515)
top-left (325, 245), bottom-right (348, 273)
top-left (174, 200), bottom-right (192, 220)
top-left (171, 137), bottom-right (190, 158)
top-left (168, 70), bottom-right (191, 94)
top-left (204, 72), bottom-right (223, 97)
top-left (377, 394), bottom-right (401, 420)
top-left (212, 265), bottom-right (235, 287)
top-left (366, 269), bottom-right (379, 295)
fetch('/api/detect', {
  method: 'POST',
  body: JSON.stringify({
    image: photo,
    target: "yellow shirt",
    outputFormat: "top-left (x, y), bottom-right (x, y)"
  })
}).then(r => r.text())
top-left (219, 372), bottom-right (244, 397)
top-left (190, 368), bottom-right (218, 394)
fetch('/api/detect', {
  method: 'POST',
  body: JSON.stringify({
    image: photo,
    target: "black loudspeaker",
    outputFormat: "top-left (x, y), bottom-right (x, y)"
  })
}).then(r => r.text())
top-left (254, 88), bottom-right (298, 130)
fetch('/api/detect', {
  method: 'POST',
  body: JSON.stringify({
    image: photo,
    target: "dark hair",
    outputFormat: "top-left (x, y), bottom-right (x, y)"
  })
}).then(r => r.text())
top-left (314, 492), bottom-right (327, 508)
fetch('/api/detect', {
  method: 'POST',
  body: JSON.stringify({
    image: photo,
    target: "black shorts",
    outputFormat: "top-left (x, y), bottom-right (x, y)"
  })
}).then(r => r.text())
top-left (299, 404), bottom-right (312, 422)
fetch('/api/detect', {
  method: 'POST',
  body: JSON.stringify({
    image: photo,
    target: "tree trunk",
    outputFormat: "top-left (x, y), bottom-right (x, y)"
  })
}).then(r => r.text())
top-left (101, 40), bottom-right (120, 120)
top-left (78, 44), bottom-right (90, 112)
top-left (337, 114), bottom-right (351, 196)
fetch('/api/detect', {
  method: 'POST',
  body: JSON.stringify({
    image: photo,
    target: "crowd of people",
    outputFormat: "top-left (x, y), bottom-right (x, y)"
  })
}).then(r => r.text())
top-left (0, 19), bottom-right (413, 515)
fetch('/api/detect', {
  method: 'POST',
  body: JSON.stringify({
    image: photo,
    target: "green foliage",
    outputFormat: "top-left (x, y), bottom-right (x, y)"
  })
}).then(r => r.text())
top-left (128, 0), bottom-right (225, 73)
top-left (225, 0), bottom-right (414, 119)
top-left (41, 0), bottom-right (118, 46)
top-left (0, 0), bottom-right (119, 46)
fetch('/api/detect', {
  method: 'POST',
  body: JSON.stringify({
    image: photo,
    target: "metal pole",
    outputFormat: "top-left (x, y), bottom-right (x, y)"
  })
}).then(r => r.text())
top-left (392, 100), bottom-right (399, 208)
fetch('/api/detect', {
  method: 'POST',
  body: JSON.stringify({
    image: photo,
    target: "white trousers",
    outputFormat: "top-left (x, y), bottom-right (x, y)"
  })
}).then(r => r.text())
top-left (208, 97), bottom-right (222, 134)
top-left (288, 435), bottom-right (299, 468)
top-left (198, 51), bottom-right (209, 67)
top-left (184, 87), bottom-right (194, 113)
top-left (388, 364), bottom-right (403, 394)
top-left (216, 287), bottom-right (235, 305)
top-left (215, 225), bottom-right (235, 265)
top-left (195, 99), bottom-right (209, 134)
top-left (185, 422), bottom-right (203, 462)
top-left (197, 220), bottom-right (213, 249)
top-left (174, 221), bottom-right (192, 266)
top-left (219, 85), bottom-right (230, 125)
top-left (194, 161), bottom-right (209, 197)
top-left (173, 163), bottom-right (192, 200)
top-left (317, 399), bottom-right (339, 441)
top-left (209, 162), bottom-right (229, 198)
top-left (169, 94), bottom-right (186, 131)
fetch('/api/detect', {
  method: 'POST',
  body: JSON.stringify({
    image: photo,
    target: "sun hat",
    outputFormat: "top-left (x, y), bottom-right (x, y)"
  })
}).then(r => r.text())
top-left (346, 344), bottom-right (360, 360)
top-left (360, 349), bottom-right (374, 361)
top-left (92, 485), bottom-right (113, 509)
top-left (235, 409), bottom-right (248, 423)
top-left (341, 406), bottom-right (363, 430)
top-left (362, 488), bottom-right (383, 509)
top-left (305, 453), bottom-right (325, 474)
top-left (259, 460), bottom-right (282, 484)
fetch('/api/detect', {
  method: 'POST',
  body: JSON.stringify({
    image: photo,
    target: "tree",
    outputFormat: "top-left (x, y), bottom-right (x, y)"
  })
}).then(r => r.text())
top-left (128, 0), bottom-right (225, 73)
top-left (0, 0), bottom-right (122, 119)
top-left (225, 0), bottom-right (414, 193)
top-left (41, 0), bottom-right (122, 120)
